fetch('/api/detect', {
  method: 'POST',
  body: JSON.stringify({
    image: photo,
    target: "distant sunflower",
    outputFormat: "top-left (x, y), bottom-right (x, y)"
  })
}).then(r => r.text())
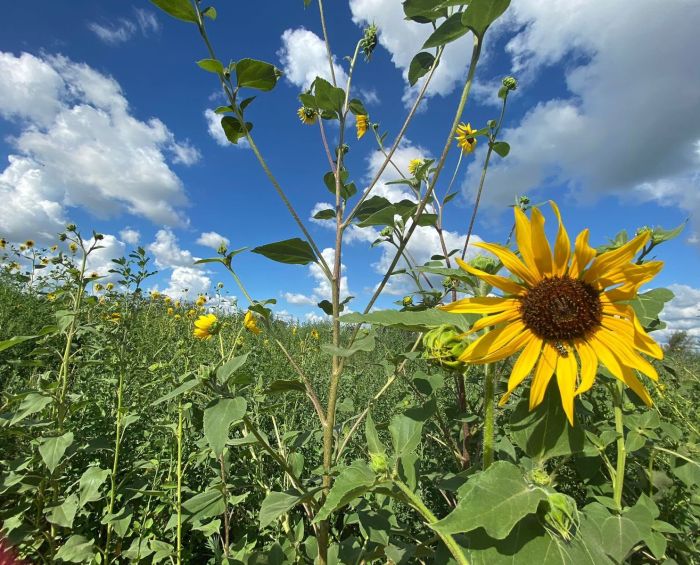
top-left (455, 122), bottom-right (477, 153)
top-left (440, 202), bottom-right (663, 424)
top-left (311, 328), bottom-right (320, 340)
top-left (356, 115), bottom-right (369, 139)
top-left (297, 106), bottom-right (318, 125)
top-left (244, 311), bottom-right (261, 335)
top-left (408, 158), bottom-right (424, 176)
top-left (193, 313), bottom-right (219, 340)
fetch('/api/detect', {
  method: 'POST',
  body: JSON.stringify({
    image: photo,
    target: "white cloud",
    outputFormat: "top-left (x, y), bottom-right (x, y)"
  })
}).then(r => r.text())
top-left (0, 52), bottom-right (196, 242)
top-left (170, 140), bottom-right (200, 166)
top-left (197, 231), bottom-right (230, 250)
top-left (283, 292), bottom-right (316, 306)
top-left (283, 248), bottom-right (353, 312)
top-left (459, 0), bottom-right (700, 236)
top-left (657, 284), bottom-right (700, 346)
top-left (278, 28), bottom-right (349, 90)
top-left (148, 229), bottom-right (196, 269)
top-left (119, 228), bottom-right (140, 245)
top-left (88, 8), bottom-right (160, 45)
top-left (204, 109), bottom-right (249, 148)
top-left (161, 266), bottom-right (211, 300)
top-left (85, 234), bottom-right (126, 278)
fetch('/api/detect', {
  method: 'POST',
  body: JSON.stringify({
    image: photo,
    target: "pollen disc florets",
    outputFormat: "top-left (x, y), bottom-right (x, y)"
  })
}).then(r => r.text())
top-left (519, 276), bottom-right (602, 341)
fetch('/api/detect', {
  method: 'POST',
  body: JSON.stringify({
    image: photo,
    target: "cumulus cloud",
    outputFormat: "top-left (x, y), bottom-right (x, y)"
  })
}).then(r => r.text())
top-left (0, 51), bottom-right (197, 243)
top-left (148, 229), bottom-right (196, 269)
top-left (88, 8), bottom-right (160, 45)
top-left (197, 231), bottom-right (230, 250)
top-left (119, 228), bottom-right (140, 245)
top-left (161, 266), bottom-right (211, 300)
top-left (657, 284), bottom-right (700, 346)
top-left (458, 0), bottom-right (700, 239)
top-left (278, 28), bottom-right (348, 90)
top-left (283, 248), bottom-right (352, 312)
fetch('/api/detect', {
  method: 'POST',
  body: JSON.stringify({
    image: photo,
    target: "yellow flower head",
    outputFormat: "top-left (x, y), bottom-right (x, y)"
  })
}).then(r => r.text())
top-left (94, 283), bottom-right (103, 292)
top-left (41, 258), bottom-right (49, 265)
top-left (107, 312), bottom-right (121, 324)
top-left (440, 202), bottom-right (664, 425)
top-left (167, 307), bottom-right (174, 316)
top-left (174, 314), bottom-right (181, 320)
top-left (244, 310), bottom-right (261, 335)
top-left (47, 292), bottom-right (57, 302)
top-left (187, 308), bottom-right (197, 318)
top-left (311, 328), bottom-right (320, 340)
top-left (9, 262), bottom-right (20, 271)
top-left (195, 295), bottom-right (207, 308)
top-left (292, 326), bottom-right (297, 336)
top-left (164, 296), bottom-right (172, 305)
top-left (193, 313), bottom-right (219, 340)
top-left (0, 238), bottom-right (7, 249)
top-left (455, 122), bottom-right (477, 153)
top-left (151, 290), bottom-right (160, 300)
top-left (106, 283), bottom-right (114, 291)
top-left (297, 106), bottom-right (318, 125)
top-left (24, 240), bottom-right (34, 249)
top-left (69, 242), bottom-right (78, 253)
top-left (408, 158), bottom-right (424, 177)
top-left (356, 115), bottom-right (369, 139)
top-left (50, 245), bottom-right (58, 252)
top-left (175, 300), bottom-right (181, 308)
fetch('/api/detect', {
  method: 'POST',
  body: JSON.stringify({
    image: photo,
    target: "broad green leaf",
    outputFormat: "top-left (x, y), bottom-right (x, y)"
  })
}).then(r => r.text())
top-left (0, 335), bottom-right (37, 352)
top-left (314, 461), bottom-right (376, 522)
top-left (651, 221), bottom-right (685, 244)
top-left (408, 52), bottom-right (436, 86)
top-left (365, 412), bottom-right (386, 457)
top-left (203, 397), bottom-right (247, 456)
top-left (509, 381), bottom-right (585, 461)
top-left (348, 98), bottom-right (368, 116)
top-left (39, 432), bottom-right (74, 474)
top-left (216, 352), bottom-right (249, 385)
top-left (312, 77), bottom-right (346, 115)
top-left (79, 466), bottom-right (110, 507)
top-left (45, 494), bottom-right (79, 528)
top-left (151, 378), bottom-right (199, 406)
top-left (182, 488), bottom-right (225, 523)
top-left (54, 535), bottom-right (95, 563)
top-left (461, 0), bottom-right (510, 38)
top-left (10, 392), bottom-right (52, 425)
top-left (220, 116), bottom-right (253, 144)
top-left (491, 141), bottom-right (510, 157)
top-left (423, 13), bottom-right (470, 49)
top-left (432, 461), bottom-right (547, 538)
top-left (236, 58), bottom-right (281, 91)
top-left (323, 170), bottom-right (357, 201)
top-left (252, 238), bottom-right (317, 265)
top-left (318, 299), bottom-right (333, 315)
top-left (313, 208), bottom-right (336, 220)
top-left (341, 309), bottom-right (477, 333)
top-left (356, 205), bottom-right (398, 228)
top-left (101, 506), bottom-right (133, 537)
top-left (354, 196), bottom-right (392, 221)
top-left (403, 0), bottom-right (448, 23)
top-left (149, 0), bottom-right (198, 23)
top-left (265, 379), bottom-right (306, 395)
top-left (629, 288), bottom-right (674, 331)
top-left (389, 400), bottom-right (435, 457)
top-left (321, 330), bottom-right (376, 358)
top-left (196, 58), bottom-right (224, 74)
top-left (259, 490), bottom-right (306, 528)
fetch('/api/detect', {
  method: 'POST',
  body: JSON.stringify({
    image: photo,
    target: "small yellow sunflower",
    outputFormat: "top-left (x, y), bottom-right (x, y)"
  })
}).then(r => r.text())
top-left (356, 115), bottom-right (369, 139)
top-left (167, 307), bottom-right (174, 316)
top-left (24, 240), bottom-right (35, 248)
top-left (440, 202), bottom-right (663, 425)
top-left (50, 245), bottom-right (58, 252)
top-left (46, 292), bottom-right (57, 302)
top-left (94, 283), bottom-right (103, 292)
top-left (0, 238), bottom-right (7, 249)
top-left (150, 290), bottom-right (161, 300)
top-left (195, 295), bottom-right (207, 308)
top-left (297, 106), bottom-right (318, 125)
top-left (193, 313), bottom-right (219, 340)
top-left (311, 328), bottom-right (320, 340)
top-left (244, 311), bottom-right (261, 335)
top-left (455, 122), bottom-right (477, 153)
top-left (106, 283), bottom-right (114, 291)
top-left (107, 312), bottom-right (121, 324)
top-left (408, 158), bottom-right (424, 176)
top-left (69, 242), bottom-right (78, 253)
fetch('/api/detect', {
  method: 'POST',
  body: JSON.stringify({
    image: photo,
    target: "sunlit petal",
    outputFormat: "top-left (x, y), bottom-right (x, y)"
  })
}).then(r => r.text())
top-left (529, 342), bottom-right (557, 410)
top-left (556, 348), bottom-right (578, 425)
top-left (474, 242), bottom-right (540, 286)
top-left (456, 258), bottom-right (527, 296)
top-left (569, 229), bottom-right (596, 279)
top-left (459, 320), bottom-right (526, 362)
top-left (550, 201), bottom-right (571, 277)
top-left (439, 296), bottom-right (518, 314)
top-left (499, 335), bottom-right (542, 405)
top-left (514, 207), bottom-right (539, 276)
top-left (583, 231), bottom-right (651, 284)
top-left (530, 207), bottom-right (553, 277)
top-left (574, 339), bottom-right (598, 395)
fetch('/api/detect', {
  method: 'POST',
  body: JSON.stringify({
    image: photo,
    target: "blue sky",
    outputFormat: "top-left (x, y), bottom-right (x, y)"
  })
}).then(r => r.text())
top-left (0, 1), bottom-right (699, 338)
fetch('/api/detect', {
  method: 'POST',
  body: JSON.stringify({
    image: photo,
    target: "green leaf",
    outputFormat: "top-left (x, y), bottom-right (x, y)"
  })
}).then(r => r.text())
top-left (341, 309), bottom-right (477, 333)
top-left (0, 335), bottom-right (37, 352)
top-left (356, 205), bottom-right (398, 228)
top-left (354, 196), bottom-right (392, 221)
top-left (389, 400), bottom-right (435, 457)
top-left (149, 0), bottom-right (198, 23)
top-left (408, 52), bottom-right (436, 86)
top-left (491, 141), bottom-right (510, 157)
top-left (259, 490), bottom-right (306, 528)
top-left (348, 98), bottom-right (368, 116)
top-left (101, 506), bottom-right (133, 537)
top-left (182, 488), bottom-right (225, 524)
top-left (314, 461), bottom-right (377, 522)
top-left (79, 466), bottom-right (110, 507)
top-left (203, 397), bottom-right (247, 456)
top-left (323, 170), bottom-right (357, 201)
top-left (313, 208), bottom-right (336, 220)
top-left (220, 115), bottom-right (253, 144)
top-left (423, 12), bottom-right (470, 49)
top-left (151, 378), bottom-right (199, 406)
top-left (216, 352), bottom-right (250, 385)
top-left (318, 300), bottom-right (333, 316)
top-left (54, 535), bottom-right (95, 563)
top-left (403, 0), bottom-right (448, 23)
top-left (265, 379), bottom-right (306, 395)
top-left (39, 432), bottom-right (74, 474)
top-left (45, 494), bottom-right (79, 528)
top-left (509, 381), bottom-right (585, 461)
top-left (432, 461), bottom-right (547, 539)
top-left (252, 238), bottom-right (317, 265)
top-left (321, 330), bottom-right (376, 358)
top-left (461, 0), bottom-right (510, 38)
top-left (365, 412), bottom-right (386, 457)
top-left (201, 6), bottom-right (217, 20)
top-left (10, 392), bottom-right (52, 425)
top-left (196, 58), bottom-right (224, 74)
top-left (629, 288), bottom-right (674, 331)
top-left (651, 221), bottom-right (685, 244)
top-left (236, 58), bottom-right (281, 91)
top-left (313, 77), bottom-right (346, 115)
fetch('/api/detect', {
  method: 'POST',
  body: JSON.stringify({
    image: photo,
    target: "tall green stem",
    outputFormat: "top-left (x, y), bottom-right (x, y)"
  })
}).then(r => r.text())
top-left (394, 480), bottom-right (470, 565)
top-left (176, 398), bottom-right (183, 565)
top-left (105, 367), bottom-right (125, 561)
top-left (482, 363), bottom-right (495, 469)
top-left (612, 380), bottom-right (627, 509)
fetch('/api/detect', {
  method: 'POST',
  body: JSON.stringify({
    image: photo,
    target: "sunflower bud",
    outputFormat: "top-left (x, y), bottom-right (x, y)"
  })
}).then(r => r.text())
top-left (542, 492), bottom-right (578, 541)
top-left (66, 223), bottom-right (77, 232)
top-left (469, 255), bottom-right (499, 273)
top-left (402, 295), bottom-right (413, 307)
top-left (528, 468), bottom-right (551, 487)
top-left (422, 325), bottom-right (468, 369)
top-left (379, 226), bottom-right (393, 238)
top-left (442, 276), bottom-right (457, 289)
top-left (217, 242), bottom-right (228, 255)
top-left (369, 452), bottom-right (389, 475)
top-left (502, 76), bottom-right (518, 91)
top-left (360, 23), bottom-right (378, 61)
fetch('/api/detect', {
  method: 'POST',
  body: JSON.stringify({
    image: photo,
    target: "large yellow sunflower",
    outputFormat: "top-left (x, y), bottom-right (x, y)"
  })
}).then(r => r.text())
top-left (440, 202), bottom-right (663, 424)
top-left (193, 313), bottom-right (219, 340)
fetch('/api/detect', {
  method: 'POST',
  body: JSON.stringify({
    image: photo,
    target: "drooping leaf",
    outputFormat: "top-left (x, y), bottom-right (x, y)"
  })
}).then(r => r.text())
top-left (461, 0), bottom-right (511, 38)
top-left (182, 488), bottom-right (225, 523)
top-left (203, 397), bottom-right (247, 456)
top-left (321, 330), bottom-right (376, 358)
top-left (252, 238), bottom-right (317, 265)
top-left (0, 335), bottom-right (37, 352)
top-left (265, 379), bottom-right (306, 395)
top-left (408, 52), bottom-right (436, 86)
top-left (314, 461), bottom-right (377, 522)
top-left (491, 141), bottom-right (510, 157)
top-left (341, 309), bottom-right (477, 333)
top-left (45, 494), bottom-right (79, 528)
top-left (39, 432), bottom-right (74, 474)
top-left (423, 13), bottom-right (470, 49)
top-left (220, 116), bottom-right (253, 144)
top-left (10, 392), bottom-right (52, 425)
top-left (313, 208), bottom-right (336, 220)
top-left (236, 58), bottom-right (281, 91)
top-left (259, 490), bottom-right (306, 528)
top-left (54, 535), bottom-right (95, 563)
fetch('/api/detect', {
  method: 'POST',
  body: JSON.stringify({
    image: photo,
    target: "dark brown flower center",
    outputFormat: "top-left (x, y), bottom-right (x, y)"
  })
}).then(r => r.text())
top-left (519, 276), bottom-right (602, 341)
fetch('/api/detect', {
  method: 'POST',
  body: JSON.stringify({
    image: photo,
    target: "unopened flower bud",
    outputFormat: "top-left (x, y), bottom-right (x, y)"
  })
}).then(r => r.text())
top-left (94, 233), bottom-right (104, 241)
top-left (502, 76), bottom-right (518, 91)
top-left (422, 325), bottom-right (468, 369)
top-left (380, 226), bottom-right (393, 238)
top-left (361, 23), bottom-right (378, 61)
top-left (369, 452), bottom-right (389, 474)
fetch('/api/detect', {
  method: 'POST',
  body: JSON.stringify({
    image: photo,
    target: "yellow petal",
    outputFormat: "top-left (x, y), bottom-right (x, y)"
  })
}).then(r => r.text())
top-left (473, 242), bottom-right (540, 287)
top-left (499, 334), bottom-right (543, 405)
top-left (583, 231), bottom-right (650, 285)
top-left (529, 342), bottom-right (557, 410)
top-left (514, 207), bottom-right (539, 276)
top-left (439, 296), bottom-right (520, 314)
top-left (550, 201), bottom-right (571, 277)
top-left (574, 339), bottom-right (598, 395)
top-left (628, 308), bottom-right (664, 359)
top-left (618, 364), bottom-right (653, 406)
top-left (468, 308), bottom-right (522, 334)
top-left (596, 328), bottom-right (659, 382)
top-left (596, 261), bottom-right (663, 290)
top-left (530, 207), bottom-right (553, 277)
top-left (569, 229), bottom-right (596, 279)
top-left (459, 320), bottom-right (526, 362)
top-left (556, 348), bottom-right (578, 425)
top-left (456, 258), bottom-right (527, 296)
top-left (472, 327), bottom-right (533, 363)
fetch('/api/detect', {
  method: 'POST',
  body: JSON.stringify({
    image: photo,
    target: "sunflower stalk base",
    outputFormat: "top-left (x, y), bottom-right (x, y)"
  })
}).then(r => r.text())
top-left (483, 363), bottom-right (495, 469)
top-left (612, 380), bottom-right (627, 510)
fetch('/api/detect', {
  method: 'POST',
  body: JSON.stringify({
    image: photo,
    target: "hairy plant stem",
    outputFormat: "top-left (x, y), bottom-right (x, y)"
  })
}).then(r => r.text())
top-left (317, 0), bottom-right (337, 86)
top-left (482, 362), bottom-right (495, 469)
top-left (176, 397), bottom-right (183, 565)
top-left (105, 366), bottom-right (125, 561)
top-left (612, 380), bottom-right (627, 509)
top-left (393, 480), bottom-right (470, 565)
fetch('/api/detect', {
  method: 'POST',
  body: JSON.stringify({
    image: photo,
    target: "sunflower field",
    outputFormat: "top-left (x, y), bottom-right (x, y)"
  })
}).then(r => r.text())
top-left (1, 1), bottom-right (699, 564)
